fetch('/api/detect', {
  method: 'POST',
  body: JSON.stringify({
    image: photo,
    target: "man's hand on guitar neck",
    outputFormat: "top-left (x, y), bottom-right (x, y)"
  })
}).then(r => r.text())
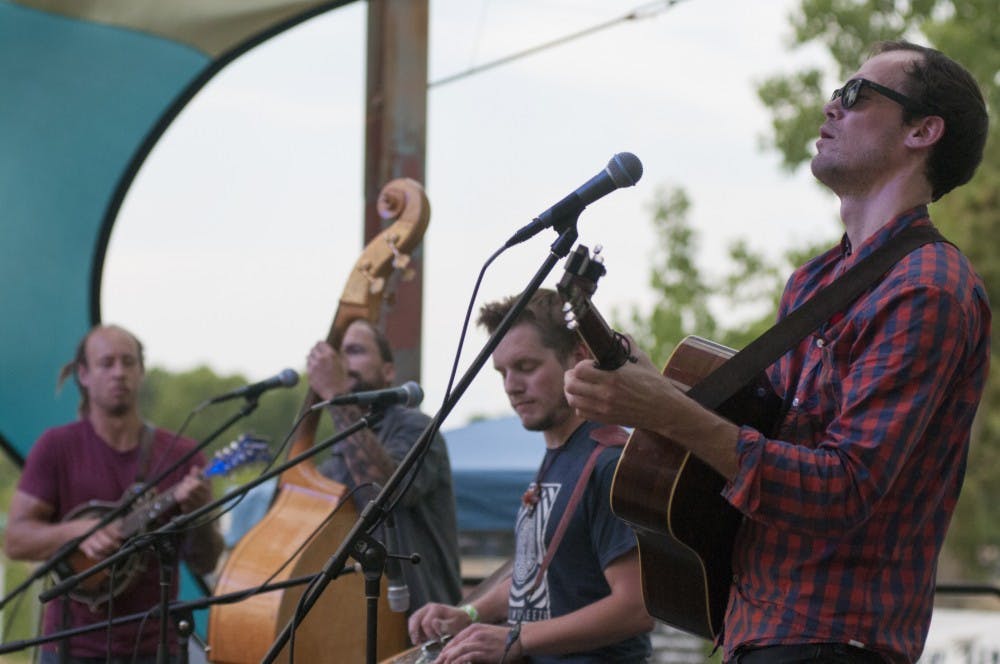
top-left (564, 342), bottom-right (742, 481)
top-left (175, 465), bottom-right (211, 514)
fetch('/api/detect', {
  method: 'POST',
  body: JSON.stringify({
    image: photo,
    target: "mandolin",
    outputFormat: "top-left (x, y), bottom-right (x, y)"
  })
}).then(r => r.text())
top-left (58, 434), bottom-right (270, 610)
top-left (556, 244), bottom-right (780, 641)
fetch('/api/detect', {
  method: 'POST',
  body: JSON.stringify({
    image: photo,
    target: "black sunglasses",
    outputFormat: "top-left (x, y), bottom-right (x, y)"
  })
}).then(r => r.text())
top-left (831, 78), bottom-right (934, 116)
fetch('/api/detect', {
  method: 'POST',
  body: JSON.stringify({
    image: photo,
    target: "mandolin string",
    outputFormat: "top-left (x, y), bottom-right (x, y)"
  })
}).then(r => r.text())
top-left (145, 405), bottom-right (308, 541)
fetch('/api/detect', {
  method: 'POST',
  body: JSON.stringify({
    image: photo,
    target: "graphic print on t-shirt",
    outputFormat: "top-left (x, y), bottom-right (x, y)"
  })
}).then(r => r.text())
top-left (509, 481), bottom-right (560, 623)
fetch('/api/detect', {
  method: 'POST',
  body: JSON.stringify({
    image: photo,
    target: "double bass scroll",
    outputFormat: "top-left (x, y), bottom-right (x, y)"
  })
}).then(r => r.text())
top-left (208, 178), bottom-right (430, 664)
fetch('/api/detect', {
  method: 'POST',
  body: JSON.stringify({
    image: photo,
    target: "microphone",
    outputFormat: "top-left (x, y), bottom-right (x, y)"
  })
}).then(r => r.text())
top-left (505, 152), bottom-right (643, 248)
top-left (384, 513), bottom-right (410, 613)
top-left (206, 369), bottom-right (299, 404)
top-left (311, 381), bottom-right (424, 410)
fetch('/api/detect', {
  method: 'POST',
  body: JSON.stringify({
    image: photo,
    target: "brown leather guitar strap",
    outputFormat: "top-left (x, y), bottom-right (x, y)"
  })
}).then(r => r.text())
top-left (686, 224), bottom-right (946, 411)
top-left (132, 423), bottom-right (156, 487)
top-left (530, 425), bottom-right (629, 593)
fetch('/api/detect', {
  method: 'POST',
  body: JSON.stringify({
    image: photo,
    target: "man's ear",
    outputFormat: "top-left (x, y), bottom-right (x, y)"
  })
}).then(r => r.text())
top-left (381, 362), bottom-right (396, 387)
top-left (906, 114), bottom-right (946, 150)
top-left (570, 340), bottom-right (591, 365)
top-left (76, 364), bottom-right (91, 390)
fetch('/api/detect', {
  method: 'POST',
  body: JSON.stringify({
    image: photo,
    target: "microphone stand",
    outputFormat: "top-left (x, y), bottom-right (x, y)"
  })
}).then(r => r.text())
top-left (261, 223), bottom-right (582, 664)
top-left (0, 397), bottom-right (261, 613)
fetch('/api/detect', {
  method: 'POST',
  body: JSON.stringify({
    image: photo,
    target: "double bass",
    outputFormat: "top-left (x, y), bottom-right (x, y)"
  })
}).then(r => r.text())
top-left (208, 179), bottom-right (430, 663)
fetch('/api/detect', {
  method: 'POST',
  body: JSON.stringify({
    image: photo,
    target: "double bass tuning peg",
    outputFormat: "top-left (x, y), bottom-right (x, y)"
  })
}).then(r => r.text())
top-left (386, 236), bottom-right (416, 281)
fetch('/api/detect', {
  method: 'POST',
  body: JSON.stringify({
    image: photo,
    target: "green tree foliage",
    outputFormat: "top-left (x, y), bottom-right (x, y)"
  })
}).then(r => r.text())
top-left (755, 0), bottom-right (1000, 577)
top-left (628, 0), bottom-right (997, 579)
top-left (139, 365), bottom-right (332, 494)
top-left (623, 185), bottom-right (830, 365)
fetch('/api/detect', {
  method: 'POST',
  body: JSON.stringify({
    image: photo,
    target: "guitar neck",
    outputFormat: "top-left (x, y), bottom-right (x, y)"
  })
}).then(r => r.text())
top-left (557, 244), bottom-right (631, 371)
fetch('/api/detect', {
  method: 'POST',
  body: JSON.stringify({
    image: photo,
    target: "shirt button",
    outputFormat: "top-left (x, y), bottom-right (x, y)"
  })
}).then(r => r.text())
top-left (815, 338), bottom-right (825, 348)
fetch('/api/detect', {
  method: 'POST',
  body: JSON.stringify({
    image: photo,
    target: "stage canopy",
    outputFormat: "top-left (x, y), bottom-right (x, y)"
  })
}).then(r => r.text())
top-left (0, 0), bottom-right (355, 463)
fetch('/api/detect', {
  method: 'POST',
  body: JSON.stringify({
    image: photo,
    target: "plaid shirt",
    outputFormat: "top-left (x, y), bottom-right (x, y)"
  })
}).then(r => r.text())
top-left (722, 207), bottom-right (991, 663)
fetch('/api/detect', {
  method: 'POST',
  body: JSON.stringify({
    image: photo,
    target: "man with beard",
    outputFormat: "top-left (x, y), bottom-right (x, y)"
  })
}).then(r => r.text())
top-left (306, 319), bottom-right (462, 612)
top-left (5, 324), bottom-right (224, 663)
top-left (564, 41), bottom-right (991, 663)
top-left (407, 289), bottom-right (653, 663)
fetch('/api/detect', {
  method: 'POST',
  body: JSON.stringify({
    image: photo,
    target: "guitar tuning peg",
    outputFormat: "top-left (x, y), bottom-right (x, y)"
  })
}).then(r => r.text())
top-left (562, 302), bottom-right (572, 313)
top-left (567, 320), bottom-right (579, 331)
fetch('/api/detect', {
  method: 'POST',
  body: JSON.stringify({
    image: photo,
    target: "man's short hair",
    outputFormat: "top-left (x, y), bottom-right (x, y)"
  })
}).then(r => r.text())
top-left (477, 288), bottom-right (579, 362)
top-left (874, 40), bottom-right (989, 200)
top-left (347, 319), bottom-right (394, 363)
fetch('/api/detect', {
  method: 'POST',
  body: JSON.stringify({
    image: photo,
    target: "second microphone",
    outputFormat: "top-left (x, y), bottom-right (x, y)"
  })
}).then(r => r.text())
top-left (311, 381), bottom-right (424, 410)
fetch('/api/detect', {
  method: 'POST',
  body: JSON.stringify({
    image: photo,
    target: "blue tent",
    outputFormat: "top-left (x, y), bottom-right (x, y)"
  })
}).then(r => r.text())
top-left (444, 415), bottom-right (543, 533)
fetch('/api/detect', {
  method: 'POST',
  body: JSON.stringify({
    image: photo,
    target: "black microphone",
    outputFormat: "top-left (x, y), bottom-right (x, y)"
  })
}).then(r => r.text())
top-left (310, 381), bottom-right (424, 410)
top-left (206, 369), bottom-right (299, 404)
top-left (505, 152), bottom-right (643, 248)
top-left (384, 513), bottom-right (410, 613)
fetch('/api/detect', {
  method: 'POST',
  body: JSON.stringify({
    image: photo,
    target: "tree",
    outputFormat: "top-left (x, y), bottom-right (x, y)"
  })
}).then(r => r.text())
top-left (139, 365), bottom-right (330, 497)
top-left (623, 185), bottom-right (826, 363)
top-left (756, 0), bottom-right (1000, 577)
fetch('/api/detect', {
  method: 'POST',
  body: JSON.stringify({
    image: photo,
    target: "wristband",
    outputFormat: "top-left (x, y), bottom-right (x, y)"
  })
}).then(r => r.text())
top-left (459, 603), bottom-right (479, 623)
top-left (501, 622), bottom-right (522, 663)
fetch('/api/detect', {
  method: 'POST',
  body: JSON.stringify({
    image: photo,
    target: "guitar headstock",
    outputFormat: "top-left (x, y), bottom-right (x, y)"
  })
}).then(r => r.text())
top-left (557, 244), bottom-right (632, 371)
top-left (205, 434), bottom-right (272, 478)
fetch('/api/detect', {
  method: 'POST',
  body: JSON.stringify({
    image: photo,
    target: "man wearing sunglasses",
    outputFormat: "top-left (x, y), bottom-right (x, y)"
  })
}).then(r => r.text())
top-left (565, 40), bottom-right (990, 663)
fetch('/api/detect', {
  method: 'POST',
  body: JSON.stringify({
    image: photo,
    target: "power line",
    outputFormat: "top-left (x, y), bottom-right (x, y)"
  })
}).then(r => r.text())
top-left (428, 0), bottom-right (690, 89)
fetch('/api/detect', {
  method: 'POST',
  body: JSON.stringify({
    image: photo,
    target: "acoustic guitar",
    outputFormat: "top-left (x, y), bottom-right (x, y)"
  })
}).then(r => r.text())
top-left (59, 434), bottom-right (270, 610)
top-left (556, 244), bottom-right (780, 641)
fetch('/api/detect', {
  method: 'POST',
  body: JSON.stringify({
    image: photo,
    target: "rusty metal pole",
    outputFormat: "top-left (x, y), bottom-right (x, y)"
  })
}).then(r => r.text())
top-left (364, 0), bottom-right (429, 385)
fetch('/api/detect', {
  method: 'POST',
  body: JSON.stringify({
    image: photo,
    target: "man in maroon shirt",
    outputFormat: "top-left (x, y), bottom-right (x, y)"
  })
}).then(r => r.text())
top-left (5, 325), bottom-right (224, 663)
top-left (565, 42), bottom-right (990, 663)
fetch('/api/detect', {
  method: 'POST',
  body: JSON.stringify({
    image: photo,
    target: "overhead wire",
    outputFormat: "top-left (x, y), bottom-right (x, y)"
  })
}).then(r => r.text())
top-left (428, 0), bottom-right (690, 89)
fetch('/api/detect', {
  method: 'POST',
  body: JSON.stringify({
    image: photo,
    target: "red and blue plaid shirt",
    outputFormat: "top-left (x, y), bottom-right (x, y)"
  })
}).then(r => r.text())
top-left (722, 207), bottom-right (991, 663)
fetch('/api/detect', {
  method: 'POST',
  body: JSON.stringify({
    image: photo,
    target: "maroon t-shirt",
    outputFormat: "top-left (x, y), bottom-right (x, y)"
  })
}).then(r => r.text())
top-left (18, 419), bottom-right (204, 658)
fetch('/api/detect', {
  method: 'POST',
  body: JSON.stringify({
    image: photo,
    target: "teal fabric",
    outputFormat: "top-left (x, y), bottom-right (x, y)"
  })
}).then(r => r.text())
top-left (0, 1), bottom-right (209, 458)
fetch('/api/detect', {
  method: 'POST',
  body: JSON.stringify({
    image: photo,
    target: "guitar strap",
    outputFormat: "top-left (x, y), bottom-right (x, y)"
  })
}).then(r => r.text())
top-left (685, 224), bottom-right (946, 412)
top-left (132, 423), bottom-right (156, 486)
top-left (530, 425), bottom-right (628, 593)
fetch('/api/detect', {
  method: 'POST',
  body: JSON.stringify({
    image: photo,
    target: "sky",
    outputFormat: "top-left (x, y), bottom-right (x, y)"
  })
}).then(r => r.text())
top-left (102, 0), bottom-right (843, 431)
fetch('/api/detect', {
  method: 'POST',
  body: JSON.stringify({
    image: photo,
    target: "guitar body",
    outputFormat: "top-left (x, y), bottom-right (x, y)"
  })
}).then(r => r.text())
top-left (610, 336), bottom-right (780, 640)
top-left (60, 499), bottom-right (150, 610)
top-left (556, 246), bottom-right (780, 641)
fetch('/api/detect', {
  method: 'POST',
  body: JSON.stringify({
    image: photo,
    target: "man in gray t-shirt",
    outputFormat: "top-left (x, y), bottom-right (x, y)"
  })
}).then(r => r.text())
top-left (307, 319), bottom-right (461, 612)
